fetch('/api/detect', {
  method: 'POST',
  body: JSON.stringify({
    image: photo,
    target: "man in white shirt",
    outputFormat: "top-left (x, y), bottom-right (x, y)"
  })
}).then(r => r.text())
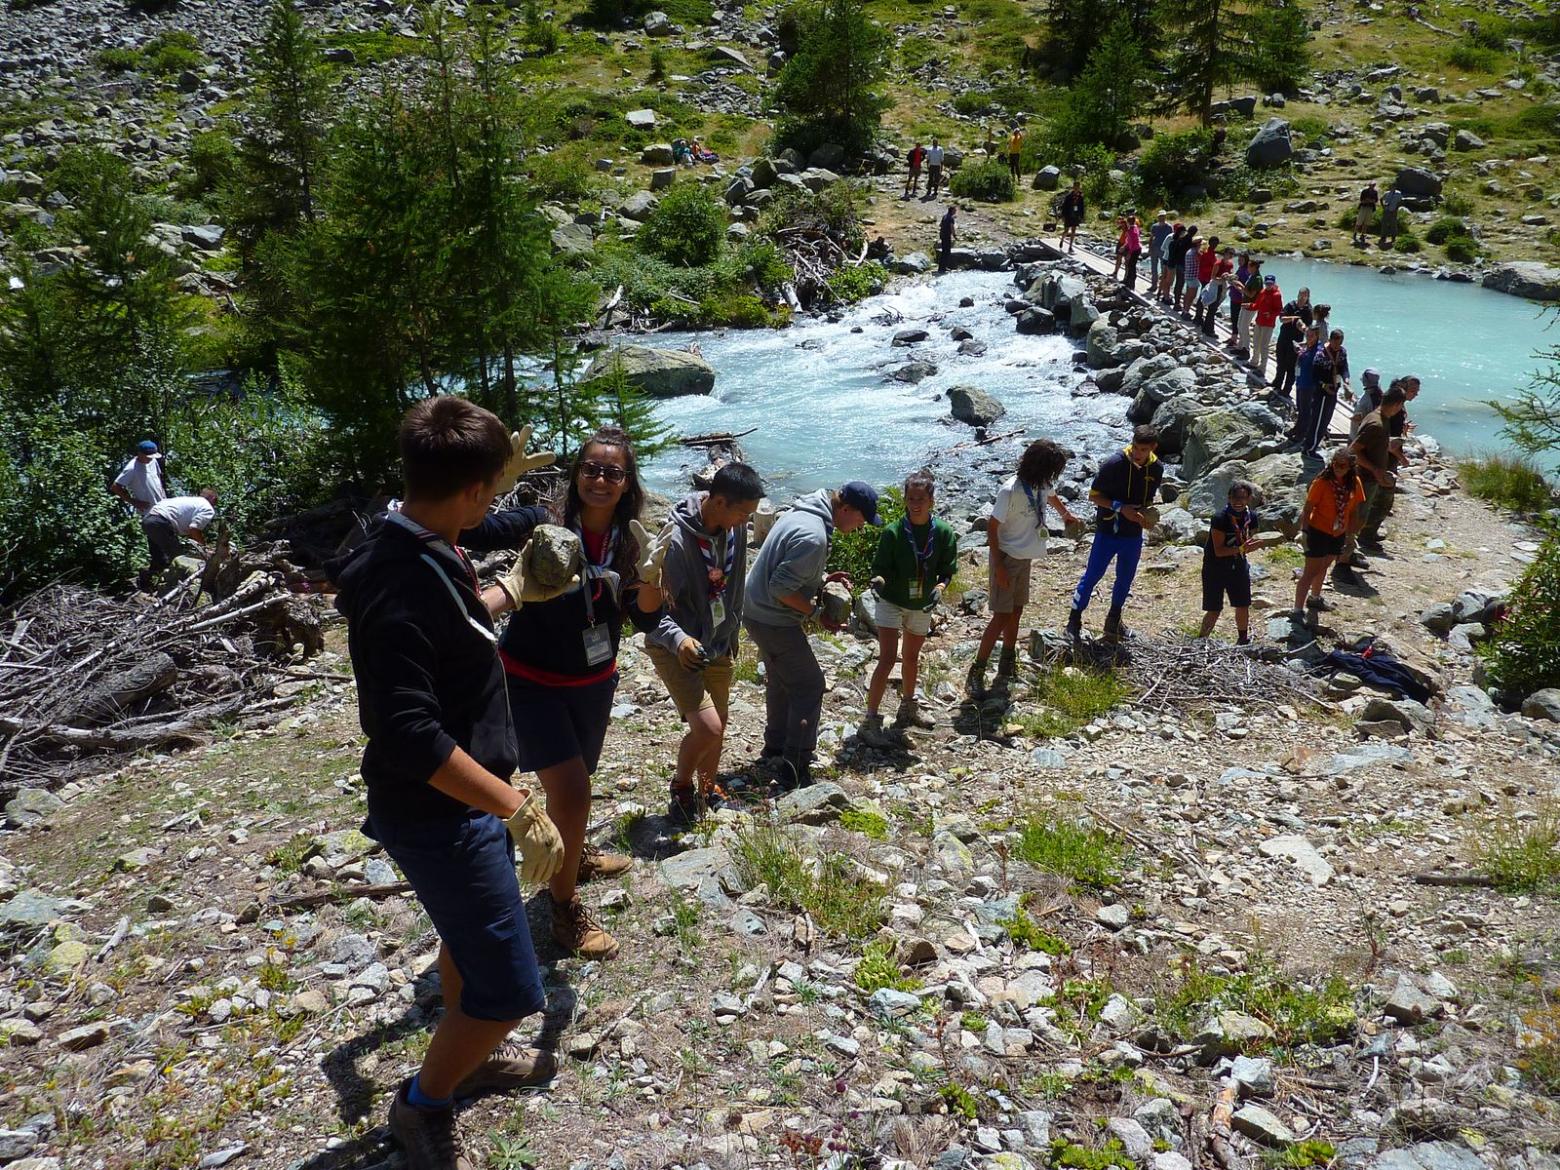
top-left (139, 489), bottom-right (218, 590)
top-left (925, 139), bottom-right (945, 198)
top-left (111, 440), bottom-right (166, 513)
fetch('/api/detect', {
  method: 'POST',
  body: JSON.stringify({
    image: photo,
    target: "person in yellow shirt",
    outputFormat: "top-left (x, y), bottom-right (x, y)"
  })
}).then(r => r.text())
top-left (1007, 127), bottom-right (1024, 182)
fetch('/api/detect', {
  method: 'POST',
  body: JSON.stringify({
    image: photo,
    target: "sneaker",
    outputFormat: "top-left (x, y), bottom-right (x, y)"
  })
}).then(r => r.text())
top-left (668, 784), bottom-right (702, 825)
top-left (389, 1082), bottom-right (473, 1170)
top-left (893, 698), bottom-right (937, 730)
top-left (453, 1041), bottom-right (557, 1098)
top-left (550, 894), bottom-right (620, 960)
top-left (577, 842), bottom-right (631, 883)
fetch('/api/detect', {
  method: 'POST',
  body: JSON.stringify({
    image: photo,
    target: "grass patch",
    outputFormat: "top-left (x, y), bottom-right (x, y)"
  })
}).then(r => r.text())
top-left (320, 29), bottom-right (423, 65)
top-left (1460, 453), bottom-right (1556, 513)
top-left (854, 938), bottom-right (922, 993)
top-left (1473, 807), bottom-right (1560, 894)
top-left (1019, 664), bottom-right (1131, 738)
top-left (1264, 543), bottom-right (1304, 569)
top-left (839, 808), bottom-right (889, 840)
top-left (1050, 1138), bottom-right (1138, 1170)
top-left (1154, 955), bottom-right (1357, 1050)
top-left (1013, 810), bottom-right (1125, 889)
top-left (998, 901), bottom-right (1072, 955)
top-left (1265, 1141), bottom-right (1337, 1170)
top-left (732, 820), bottom-right (885, 939)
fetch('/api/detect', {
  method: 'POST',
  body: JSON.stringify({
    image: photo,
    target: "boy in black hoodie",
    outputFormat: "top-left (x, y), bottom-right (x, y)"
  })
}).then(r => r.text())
top-left (334, 398), bottom-right (566, 1170)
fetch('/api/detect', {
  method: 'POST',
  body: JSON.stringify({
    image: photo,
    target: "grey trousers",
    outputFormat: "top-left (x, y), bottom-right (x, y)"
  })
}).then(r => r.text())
top-left (743, 618), bottom-right (825, 771)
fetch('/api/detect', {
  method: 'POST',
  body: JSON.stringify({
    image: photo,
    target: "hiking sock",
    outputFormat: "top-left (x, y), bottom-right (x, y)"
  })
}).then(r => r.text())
top-left (408, 1073), bottom-right (454, 1111)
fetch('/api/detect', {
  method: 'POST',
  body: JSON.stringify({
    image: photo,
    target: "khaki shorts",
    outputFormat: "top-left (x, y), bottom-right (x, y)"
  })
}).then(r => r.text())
top-left (988, 551), bottom-right (1032, 614)
top-left (872, 594), bottom-right (933, 637)
top-left (647, 644), bottom-right (733, 720)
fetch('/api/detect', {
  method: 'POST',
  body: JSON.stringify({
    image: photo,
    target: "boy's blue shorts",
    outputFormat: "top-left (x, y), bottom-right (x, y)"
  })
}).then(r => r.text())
top-left (366, 805), bottom-right (545, 1022)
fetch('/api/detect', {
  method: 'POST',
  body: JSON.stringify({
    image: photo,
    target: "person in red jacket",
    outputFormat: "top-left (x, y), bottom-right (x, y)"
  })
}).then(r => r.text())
top-left (1248, 274), bottom-right (1285, 380)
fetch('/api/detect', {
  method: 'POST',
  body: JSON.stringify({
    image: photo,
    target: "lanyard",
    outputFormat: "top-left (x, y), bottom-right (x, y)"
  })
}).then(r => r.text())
top-left (1228, 507), bottom-right (1253, 558)
top-left (572, 522), bottom-right (617, 626)
top-left (903, 517), bottom-right (936, 587)
top-left (1020, 481), bottom-right (1046, 526)
top-left (384, 512), bottom-right (493, 645)
top-left (696, 529), bottom-right (736, 597)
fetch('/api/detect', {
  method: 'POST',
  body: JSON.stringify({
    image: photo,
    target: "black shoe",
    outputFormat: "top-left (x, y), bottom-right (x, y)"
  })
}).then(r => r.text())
top-left (1359, 535), bottom-right (1385, 552)
top-left (1102, 606), bottom-right (1126, 644)
top-left (1065, 608), bottom-right (1083, 639)
top-left (774, 759), bottom-right (811, 792)
top-left (1237, 632), bottom-right (1251, 645)
top-left (668, 785), bottom-right (702, 825)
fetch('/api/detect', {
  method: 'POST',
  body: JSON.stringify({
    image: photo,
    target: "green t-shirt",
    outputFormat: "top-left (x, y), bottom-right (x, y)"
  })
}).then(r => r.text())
top-left (870, 516), bottom-right (959, 610)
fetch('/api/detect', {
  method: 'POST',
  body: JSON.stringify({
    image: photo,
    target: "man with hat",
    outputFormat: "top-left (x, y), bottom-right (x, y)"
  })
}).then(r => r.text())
top-left (743, 481), bottom-right (879, 789)
top-left (1349, 368), bottom-right (1384, 438)
top-left (111, 439), bottom-right (166, 514)
top-left (1148, 211), bottom-right (1173, 295)
top-left (1248, 273), bottom-right (1285, 380)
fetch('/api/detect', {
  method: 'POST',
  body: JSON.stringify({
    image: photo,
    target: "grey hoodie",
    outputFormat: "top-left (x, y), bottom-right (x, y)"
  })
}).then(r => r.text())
top-left (650, 492), bottom-right (749, 659)
top-left (743, 489), bottom-right (834, 628)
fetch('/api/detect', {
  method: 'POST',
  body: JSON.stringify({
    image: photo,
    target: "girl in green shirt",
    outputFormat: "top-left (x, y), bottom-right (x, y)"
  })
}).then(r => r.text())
top-left (860, 469), bottom-right (959, 744)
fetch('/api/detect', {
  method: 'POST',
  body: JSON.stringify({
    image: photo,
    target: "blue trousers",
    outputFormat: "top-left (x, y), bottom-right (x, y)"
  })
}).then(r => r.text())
top-left (1071, 532), bottom-right (1143, 612)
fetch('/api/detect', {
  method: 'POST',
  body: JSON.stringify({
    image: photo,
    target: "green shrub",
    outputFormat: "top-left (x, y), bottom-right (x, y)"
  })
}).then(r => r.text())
top-left (1460, 453), bottom-right (1556, 513)
top-left (1444, 236), bottom-right (1480, 262)
top-left (698, 291), bottom-right (773, 328)
top-left (1393, 231), bottom-right (1422, 254)
top-left (648, 47), bottom-right (667, 80)
top-left (1290, 115), bottom-right (1331, 143)
top-left (639, 181), bottom-right (725, 267)
top-left (1442, 193), bottom-right (1474, 216)
top-left (950, 158), bottom-right (1015, 202)
top-left (179, 131), bottom-right (236, 199)
top-left (1445, 43), bottom-right (1505, 72)
top-left (1481, 533), bottom-right (1560, 696)
top-left (1154, 956), bottom-right (1357, 1049)
top-left (527, 150), bottom-right (596, 203)
top-left (1474, 806), bottom-right (1560, 894)
top-left (1425, 216), bottom-right (1468, 244)
top-left (825, 260), bottom-right (887, 303)
top-left (1020, 664), bottom-right (1131, 737)
top-left (142, 30), bottom-right (204, 75)
top-left (97, 46), bottom-right (142, 72)
top-left (854, 939), bottom-right (922, 992)
top-left (1014, 810), bottom-right (1125, 889)
top-left (1135, 126), bottom-right (1216, 206)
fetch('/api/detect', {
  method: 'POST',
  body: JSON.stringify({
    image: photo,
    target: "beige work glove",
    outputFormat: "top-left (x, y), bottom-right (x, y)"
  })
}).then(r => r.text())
top-left (628, 517), bottom-right (678, 589)
top-left (496, 532), bottom-right (582, 608)
top-left (505, 792), bottom-right (564, 885)
top-left (494, 425), bottom-right (556, 495)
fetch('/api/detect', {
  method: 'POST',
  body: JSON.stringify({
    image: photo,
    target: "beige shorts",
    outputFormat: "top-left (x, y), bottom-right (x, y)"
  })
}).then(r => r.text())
top-left (988, 552), bottom-right (1032, 614)
top-left (872, 594), bottom-right (933, 637)
top-left (647, 644), bottom-right (733, 720)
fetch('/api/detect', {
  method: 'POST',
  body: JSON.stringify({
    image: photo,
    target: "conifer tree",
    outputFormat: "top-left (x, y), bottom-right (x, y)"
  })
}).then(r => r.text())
top-left (1052, 16), bottom-right (1146, 150)
top-left (774, 0), bottom-right (889, 158)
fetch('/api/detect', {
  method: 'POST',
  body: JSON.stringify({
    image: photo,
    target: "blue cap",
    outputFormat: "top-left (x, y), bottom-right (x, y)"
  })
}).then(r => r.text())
top-left (138, 440), bottom-right (159, 454)
top-left (840, 481), bottom-right (880, 525)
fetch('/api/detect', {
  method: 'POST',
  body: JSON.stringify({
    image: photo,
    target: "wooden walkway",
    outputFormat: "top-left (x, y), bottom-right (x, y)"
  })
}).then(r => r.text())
top-left (1026, 236), bottom-right (1350, 443)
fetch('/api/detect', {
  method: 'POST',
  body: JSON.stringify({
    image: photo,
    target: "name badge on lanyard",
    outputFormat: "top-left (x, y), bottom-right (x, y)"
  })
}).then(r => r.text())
top-left (576, 522), bottom-right (618, 667)
top-left (582, 624), bottom-right (612, 666)
top-left (699, 528), bottom-right (736, 628)
top-left (904, 516), bottom-right (934, 605)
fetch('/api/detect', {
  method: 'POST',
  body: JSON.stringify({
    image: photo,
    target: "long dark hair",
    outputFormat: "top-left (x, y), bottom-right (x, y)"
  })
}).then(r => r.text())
top-left (1017, 438), bottom-right (1069, 489)
top-left (1325, 450), bottom-right (1359, 491)
top-left (558, 425), bottom-right (645, 566)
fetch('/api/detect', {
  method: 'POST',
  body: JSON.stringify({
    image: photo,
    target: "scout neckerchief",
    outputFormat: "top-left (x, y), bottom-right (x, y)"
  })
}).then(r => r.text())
top-left (1326, 475), bottom-right (1351, 535)
top-left (696, 526), bottom-right (736, 627)
top-left (1226, 505), bottom-right (1255, 560)
top-left (572, 521), bottom-right (618, 666)
top-left (384, 511), bottom-right (495, 645)
top-left (902, 514), bottom-right (936, 603)
top-left (1020, 481), bottom-right (1048, 536)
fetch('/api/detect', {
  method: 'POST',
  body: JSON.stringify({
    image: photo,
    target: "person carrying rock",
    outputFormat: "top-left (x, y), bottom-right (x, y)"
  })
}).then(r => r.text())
top-left (137, 488), bottom-right (218, 592)
top-left (926, 138), bottom-right (945, 198)
top-left (1353, 181), bottom-right (1379, 246)
top-left (643, 462), bottom-right (765, 823)
top-left (1271, 286), bottom-right (1312, 399)
top-left (1198, 479), bottom-right (1282, 644)
top-left (969, 439), bottom-right (1079, 696)
top-left (469, 427), bottom-right (661, 962)
top-left (744, 482), bottom-right (878, 789)
top-left (939, 204), bottom-right (957, 273)
top-left (1177, 234), bottom-right (1205, 318)
top-left (859, 468), bottom-right (958, 743)
top-left (333, 397), bottom-right (566, 1170)
top-left (111, 439), bottom-right (165, 515)
top-left (1378, 184), bottom-right (1404, 249)
top-left (904, 142), bottom-right (925, 199)
top-left (1059, 179), bottom-right (1085, 252)
top-left (1294, 448), bottom-right (1365, 624)
top-left (1148, 211), bottom-right (1173, 295)
top-left (1302, 328), bottom-right (1352, 459)
top-left (1066, 424), bottom-right (1164, 644)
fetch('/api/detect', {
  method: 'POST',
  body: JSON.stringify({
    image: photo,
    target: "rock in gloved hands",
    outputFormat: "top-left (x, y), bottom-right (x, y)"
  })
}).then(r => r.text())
top-left (819, 581), bottom-right (854, 628)
top-left (497, 525), bottom-right (582, 607)
top-left (628, 517), bottom-right (677, 589)
top-left (505, 792), bottom-right (564, 884)
top-left (494, 425), bottom-right (556, 495)
top-left (1137, 505), bottom-right (1162, 530)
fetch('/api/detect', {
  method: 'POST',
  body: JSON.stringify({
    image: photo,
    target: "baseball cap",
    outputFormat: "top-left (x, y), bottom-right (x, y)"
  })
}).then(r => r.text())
top-left (840, 481), bottom-right (881, 526)
top-left (1362, 368), bottom-right (1380, 386)
top-left (1263, 274), bottom-right (1276, 285)
top-left (138, 440), bottom-right (158, 454)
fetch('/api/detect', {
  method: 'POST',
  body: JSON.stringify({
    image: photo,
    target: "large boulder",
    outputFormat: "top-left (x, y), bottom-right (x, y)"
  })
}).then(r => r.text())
top-left (1482, 261), bottom-right (1560, 302)
top-left (1086, 319), bottom-right (1126, 369)
top-left (1150, 395), bottom-right (1211, 457)
top-left (640, 143), bottom-right (675, 166)
top-left (584, 345), bottom-right (715, 397)
top-left (1188, 452), bottom-right (1308, 527)
top-left (619, 190), bottom-right (660, 221)
top-left (1033, 165), bottom-right (1061, 191)
top-left (948, 385), bottom-right (1007, 427)
top-left (1245, 118), bottom-right (1293, 168)
top-left (1127, 369), bottom-right (1198, 423)
top-left (1015, 307), bottom-right (1058, 335)
top-left (1182, 410), bottom-right (1278, 482)
top-left (1394, 166), bottom-right (1443, 197)
top-left (550, 223), bottom-right (594, 256)
top-left (808, 143), bottom-right (846, 170)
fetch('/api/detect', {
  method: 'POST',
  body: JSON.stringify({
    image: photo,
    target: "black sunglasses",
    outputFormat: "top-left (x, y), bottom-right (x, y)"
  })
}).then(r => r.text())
top-left (579, 461), bottom-right (627, 484)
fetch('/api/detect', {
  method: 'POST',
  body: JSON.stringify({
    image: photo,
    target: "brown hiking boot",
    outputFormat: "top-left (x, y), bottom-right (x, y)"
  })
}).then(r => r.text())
top-left (551, 894), bottom-right (620, 960)
top-left (577, 842), bottom-right (631, 883)
top-left (452, 1040), bottom-right (557, 1098)
top-left (388, 1082), bottom-right (473, 1170)
top-left (893, 698), bottom-right (936, 730)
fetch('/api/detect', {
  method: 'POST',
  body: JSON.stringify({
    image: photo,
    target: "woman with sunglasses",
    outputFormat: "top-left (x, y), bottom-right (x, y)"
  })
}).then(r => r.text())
top-left (484, 427), bottom-right (660, 961)
top-left (1293, 449), bottom-right (1365, 626)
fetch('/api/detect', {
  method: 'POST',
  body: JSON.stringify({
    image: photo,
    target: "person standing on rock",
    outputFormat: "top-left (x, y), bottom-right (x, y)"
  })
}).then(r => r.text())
top-left (1148, 211), bottom-right (1173, 296)
top-left (1348, 385), bottom-right (1408, 558)
top-left (1121, 215), bottom-right (1143, 290)
top-left (1059, 179), bottom-right (1085, 252)
top-left (1271, 286), bottom-right (1312, 399)
top-left (137, 488), bottom-right (218, 591)
top-left (860, 469), bottom-right (958, 742)
top-left (1354, 181), bottom-right (1380, 246)
top-left (1177, 234), bottom-right (1205, 317)
top-left (925, 138), bottom-right (945, 199)
top-left (1378, 184), bottom-right (1404, 249)
top-left (334, 397), bottom-right (566, 1170)
top-left (644, 462), bottom-right (764, 824)
top-left (111, 439), bottom-right (166, 515)
top-left (904, 142), bottom-right (925, 199)
top-left (968, 439), bottom-right (1078, 697)
top-left (1249, 273), bottom-right (1285, 380)
top-left (744, 482), bottom-right (878, 789)
top-left (1198, 480), bottom-right (1281, 644)
top-left (939, 205), bottom-right (957, 273)
top-left (1159, 222), bottom-right (1185, 304)
top-left (1302, 328), bottom-right (1352, 459)
top-left (475, 427), bottom-right (659, 962)
top-left (1066, 425), bottom-right (1164, 644)
top-left (1008, 126), bottom-right (1025, 182)
top-left (1294, 448), bottom-right (1365, 624)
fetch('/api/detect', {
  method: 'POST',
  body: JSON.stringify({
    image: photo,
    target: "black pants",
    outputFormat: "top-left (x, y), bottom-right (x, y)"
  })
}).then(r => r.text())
top-left (938, 241), bottom-right (951, 272)
top-left (1009, 154), bottom-right (1021, 180)
top-left (1173, 265), bottom-right (1186, 300)
top-left (1122, 250), bottom-right (1138, 289)
top-left (141, 515), bottom-right (181, 578)
top-left (1272, 338), bottom-right (1298, 395)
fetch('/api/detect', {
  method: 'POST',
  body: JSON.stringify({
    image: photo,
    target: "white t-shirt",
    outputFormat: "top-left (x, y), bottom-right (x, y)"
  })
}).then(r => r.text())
top-left (147, 495), bottom-right (215, 535)
top-left (992, 474), bottom-right (1051, 561)
top-left (926, 144), bottom-right (945, 166)
top-left (114, 456), bottom-right (165, 508)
